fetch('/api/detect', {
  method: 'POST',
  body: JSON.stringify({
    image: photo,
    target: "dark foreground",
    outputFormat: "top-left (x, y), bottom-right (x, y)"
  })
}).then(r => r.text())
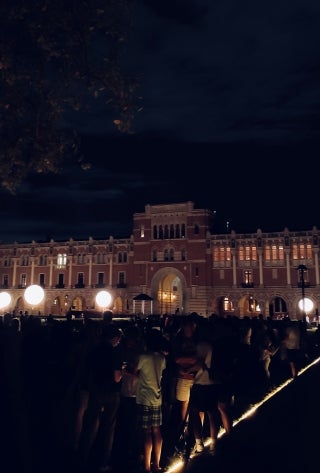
top-left (179, 357), bottom-right (320, 473)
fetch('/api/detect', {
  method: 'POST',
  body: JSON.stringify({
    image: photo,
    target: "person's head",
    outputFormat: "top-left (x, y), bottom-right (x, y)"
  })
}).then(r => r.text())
top-left (102, 309), bottom-right (113, 324)
top-left (182, 318), bottom-right (197, 338)
top-left (102, 324), bottom-right (123, 347)
top-left (145, 328), bottom-right (166, 353)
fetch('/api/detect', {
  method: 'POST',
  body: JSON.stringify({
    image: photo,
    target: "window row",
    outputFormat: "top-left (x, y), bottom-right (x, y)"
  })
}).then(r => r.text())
top-left (1, 252), bottom-right (128, 268)
top-left (213, 243), bottom-right (313, 263)
top-left (1, 271), bottom-right (126, 289)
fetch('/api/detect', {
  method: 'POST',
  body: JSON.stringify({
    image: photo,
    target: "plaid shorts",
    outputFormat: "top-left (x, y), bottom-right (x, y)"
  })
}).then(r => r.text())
top-left (136, 404), bottom-right (162, 429)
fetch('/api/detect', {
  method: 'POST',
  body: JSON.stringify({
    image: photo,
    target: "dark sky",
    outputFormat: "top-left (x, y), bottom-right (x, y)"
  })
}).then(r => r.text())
top-left (1, 0), bottom-right (320, 243)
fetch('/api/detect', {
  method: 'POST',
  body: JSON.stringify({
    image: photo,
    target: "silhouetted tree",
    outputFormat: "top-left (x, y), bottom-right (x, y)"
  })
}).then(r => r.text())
top-left (0, 0), bottom-right (138, 192)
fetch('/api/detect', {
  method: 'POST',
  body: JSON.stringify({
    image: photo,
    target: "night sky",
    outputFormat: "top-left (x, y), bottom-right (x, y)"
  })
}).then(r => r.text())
top-left (1, 0), bottom-right (320, 244)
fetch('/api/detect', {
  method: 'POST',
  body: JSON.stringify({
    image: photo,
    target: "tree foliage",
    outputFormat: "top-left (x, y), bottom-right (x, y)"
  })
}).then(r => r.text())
top-left (0, 0), bottom-right (138, 193)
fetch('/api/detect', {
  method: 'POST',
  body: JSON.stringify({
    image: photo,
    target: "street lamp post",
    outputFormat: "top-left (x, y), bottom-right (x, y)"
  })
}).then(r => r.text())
top-left (297, 264), bottom-right (307, 319)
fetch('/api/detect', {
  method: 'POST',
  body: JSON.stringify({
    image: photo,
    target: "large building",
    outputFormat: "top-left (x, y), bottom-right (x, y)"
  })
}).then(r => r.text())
top-left (0, 201), bottom-right (319, 320)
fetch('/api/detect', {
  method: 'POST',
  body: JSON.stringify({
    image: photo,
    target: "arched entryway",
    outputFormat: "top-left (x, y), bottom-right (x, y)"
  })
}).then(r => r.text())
top-left (269, 296), bottom-right (288, 319)
top-left (238, 294), bottom-right (261, 318)
top-left (151, 268), bottom-right (187, 315)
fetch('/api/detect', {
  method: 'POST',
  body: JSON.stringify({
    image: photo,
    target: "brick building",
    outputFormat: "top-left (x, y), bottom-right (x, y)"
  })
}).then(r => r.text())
top-left (0, 201), bottom-right (319, 320)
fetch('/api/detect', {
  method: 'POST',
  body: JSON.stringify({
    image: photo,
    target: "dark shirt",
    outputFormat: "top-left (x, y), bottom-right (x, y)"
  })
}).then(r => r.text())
top-left (85, 340), bottom-right (124, 394)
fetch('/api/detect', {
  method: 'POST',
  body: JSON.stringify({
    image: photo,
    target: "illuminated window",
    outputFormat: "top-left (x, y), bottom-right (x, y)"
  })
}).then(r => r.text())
top-left (140, 224), bottom-right (145, 238)
top-left (213, 244), bottom-right (231, 263)
top-left (292, 243), bottom-right (312, 260)
top-left (244, 270), bottom-right (252, 285)
top-left (251, 246), bottom-right (257, 261)
top-left (57, 253), bottom-right (67, 269)
top-left (223, 297), bottom-right (234, 312)
top-left (265, 243), bottom-right (284, 262)
top-left (265, 245), bottom-right (271, 261)
top-left (278, 245), bottom-right (284, 260)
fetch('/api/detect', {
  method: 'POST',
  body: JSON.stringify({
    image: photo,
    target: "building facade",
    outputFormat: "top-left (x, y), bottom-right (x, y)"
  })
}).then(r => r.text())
top-left (0, 201), bottom-right (319, 320)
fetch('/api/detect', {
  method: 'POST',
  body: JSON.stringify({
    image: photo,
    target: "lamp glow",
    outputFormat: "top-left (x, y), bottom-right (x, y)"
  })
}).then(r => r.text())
top-left (95, 290), bottom-right (112, 309)
top-left (298, 297), bottom-right (313, 314)
top-left (0, 291), bottom-right (11, 310)
top-left (24, 285), bottom-right (45, 306)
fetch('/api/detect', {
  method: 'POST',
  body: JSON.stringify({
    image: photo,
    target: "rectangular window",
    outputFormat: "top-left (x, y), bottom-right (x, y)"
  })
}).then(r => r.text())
top-left (98, 272), bottom-right (104, 285)
top-left (251, 246), bottom-right (257, 261)
top-left (265, 245), bottom-right (271, 261)
top-left (118, 272), bottom-right (125, 285)
top-left (3, 275), bottom-right (8, 287)
top-left (57, 253), bottom-right (67, 269)
top-left (21, 274), bottom-right (27, 287)
top-left (78, 273), bottom-right (84, 285)
top-left (39, 273), bottom-right (45, 287)
top-left (244, 270), bottom-right (252, 284)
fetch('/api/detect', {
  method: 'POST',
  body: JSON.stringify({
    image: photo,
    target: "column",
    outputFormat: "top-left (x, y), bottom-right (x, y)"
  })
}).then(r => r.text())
top-left (68, 257), bottom-right (73, 288)
top-left (314, 250), bottom-right (319, 286)
top-left (232, 253), bottom-right (237, 286)
top-left (285, 251), bottom-right (291, 285)
top-left (258, 251), bottom-right (263, 286)
top-left (88, 255), bottom-right (92, 287)
top-left (49, 258), bottom-right (53, 287)
top-left (12, 258), bottom-right (17, 287)
top-left (31, 258), bottom-right (35, 285)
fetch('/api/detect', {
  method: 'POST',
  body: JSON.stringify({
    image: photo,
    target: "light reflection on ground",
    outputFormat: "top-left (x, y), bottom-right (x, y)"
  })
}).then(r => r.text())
top-left (164, 355), bottom-right (320, 473)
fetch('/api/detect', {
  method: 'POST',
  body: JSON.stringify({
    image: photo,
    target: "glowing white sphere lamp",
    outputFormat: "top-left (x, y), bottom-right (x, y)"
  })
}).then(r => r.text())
top-left (24, 284), bottom-right (45, 312)
top-left (0, 291), bottom-right (11, 312)
top-left (298, 297), bottom-right (313, 314)
top-left (95, 290), bottom-right (112, 310)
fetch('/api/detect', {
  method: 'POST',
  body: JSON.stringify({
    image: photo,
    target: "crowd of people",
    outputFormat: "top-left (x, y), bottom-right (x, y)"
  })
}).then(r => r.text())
top-left (0, 310), bottom-right (318, 473)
